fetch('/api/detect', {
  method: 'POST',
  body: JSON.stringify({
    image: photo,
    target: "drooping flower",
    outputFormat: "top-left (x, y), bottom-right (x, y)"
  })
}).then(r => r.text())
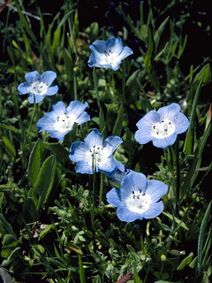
top-left (106, 170), bottom-right (168, 222)
top-left (104, 163), bottom-right (130, 184)
top-left (69, 129), bottom-right (123, 174)
top-left (88, 37), bottom-right (133, 71)
top-left (37, 101), bottom-right (90, 142)
top-left (135, 103), bottom-right (190, 148)
top-left (17, 71), bottom-right (58, 104)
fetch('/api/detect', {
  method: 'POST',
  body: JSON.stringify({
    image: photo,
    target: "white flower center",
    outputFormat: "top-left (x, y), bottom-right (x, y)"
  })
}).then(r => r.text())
top-left (125, 190), bottom-right (151, 213)
top-left (88, 145), bottom-right (103, 168)
top-left (55, 113), bottom-right (76, 132)
top-left (151, 119), bottom-right (175, 139)
top-left (104, 49), bottom-right (118, 65)
top-left (29, 81), bottom-right (48, 96)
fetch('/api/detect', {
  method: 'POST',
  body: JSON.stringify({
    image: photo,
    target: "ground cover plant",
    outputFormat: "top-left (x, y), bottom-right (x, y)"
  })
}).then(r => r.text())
top-left (0, 0), bottom-right (211, 282)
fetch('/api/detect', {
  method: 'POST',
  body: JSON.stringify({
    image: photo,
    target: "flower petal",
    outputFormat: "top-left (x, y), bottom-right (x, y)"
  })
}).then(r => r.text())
top-left (107, 37), bottom-right (123, 54)
top-left (142, 201), bottom-right (164, 219)
top-left (146, 180), bottom-right (168, 202)
top-left (84, 129), bottom-right (103, 147)
top-left (25, 71), bottom-right (40, 83)
top-left (91, 40), bottom-right (107, 53)
top-left (17, 82), bottom-right (30, 95)
top-left (157, 103), bottom-right (181, 121)
top-left (106, 188), bottom-right (122, 207)
top-left (45, 86), bottom-right (59, 96)
top-left (75, 112), bottom-right (90, 125)
top-left (104, 135), bottom-right (123, 153)
top-left (67, 101), bottom-right (88, 118)
top-left (174, 112), bottom-right (190, 134)
top-left (134, 129), bottom-right (152, 144)
top-left (136, 110), bottom-right (160, 129)
top-left (37, 116), bottom-right (54, 131)
top-left (75, 161), bottom-right (93, 174)
top-left (135, 111), bottom-right (160, 144)
top-left (117, 207), bottom-right (141, 222)
top-left (48, 130), bottom-right (66, 142)
top-left (28, 95), bottom-right (45, 104)
top-left (52, 101), bottom-right (66, 115)
top-left (118, 46), bottom-right (133, 60)
top-left (152, 133), bottom-right (177, 148)
top-left (69, 141), bottom-right (90, 163)
top-left (121, 171), bottom-right (147, 197)
top-left (98, 156), bottom-right (117, 173)
top-left (41, 71), bottom-right (57, 86)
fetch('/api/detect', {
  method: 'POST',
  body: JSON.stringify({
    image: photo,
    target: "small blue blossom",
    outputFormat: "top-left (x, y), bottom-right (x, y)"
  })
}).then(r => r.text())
top-left (17, 71), bottom-right (58, 104)
top-left (88, 37), bottom-right (133, 71)
top-left (69, 129), bottom-right (123, 174)
top-left (135, 103), bottom-right (190, 148)
top-left (106, 170), bottom-right (168, 222)
top-left (37, 101), bottom-right (90, 142)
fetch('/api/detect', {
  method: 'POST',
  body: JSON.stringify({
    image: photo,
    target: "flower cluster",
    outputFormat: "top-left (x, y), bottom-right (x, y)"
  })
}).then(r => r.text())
top-left (17, 36), bottom-right (190, 223)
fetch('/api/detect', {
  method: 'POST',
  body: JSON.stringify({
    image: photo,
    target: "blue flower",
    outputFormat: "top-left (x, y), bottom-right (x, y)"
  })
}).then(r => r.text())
top-left (88, 37), bottom-right (133, 71)
top-left (37, 101), bottom-right (90, 142)
top-left (106, 170), bottom-right (168, 222)
top-left (135, 103), bottom-right (190, 148)
top-left (69, 129), bottom-right (123, 174)
top-left (17, 71), bottom-right (58, 104)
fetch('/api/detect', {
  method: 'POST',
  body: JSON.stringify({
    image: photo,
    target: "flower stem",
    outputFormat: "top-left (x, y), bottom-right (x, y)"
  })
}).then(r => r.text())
top-left (175, 138), bottom-right (180, 214)
top-left (28, 99), bottom-right (36, 134)
top-left (90, 155), bottom-right (96, 251)
top-left (122, 61), bottom-right (126, 102)
top-left (99, 173), bottom-right (104, 207)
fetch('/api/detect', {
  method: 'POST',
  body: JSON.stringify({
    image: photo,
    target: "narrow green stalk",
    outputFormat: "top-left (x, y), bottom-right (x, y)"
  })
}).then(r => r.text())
top-left (28, 96), bottom-right (36, 134)
top-left (140, 222), bottom-right (144, 253)
top-left (99, 173), bottom-right (104, 206)
top-left (122, 61), bottom-right (126, 102)
top-left (90, 154), bottom-right (96, 251)
top-left (175, 138), bottom-right (180, 214)
top-left (93, 68), bottom-right (100, 107)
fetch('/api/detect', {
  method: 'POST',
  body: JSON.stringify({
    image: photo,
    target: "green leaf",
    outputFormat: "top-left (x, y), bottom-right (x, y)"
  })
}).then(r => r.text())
top-left (1, 234), bottom-right (19, 258)
top-left (112, 105), bottom-right (124, 136)
top-left (154, 16), bottom-right (169, 50)
top-left (163, 212), bottom-right (189, 231)
top-left (1, 136), bottom-right (16, 158)
top-left (27, 140), bottom-right (44, 187)
top-left (181, 122), bottom-right (211, 198)
top-left (28, 155), bottom-right (57, 212)
top-left (197, 201), bottom-right (212, 271)
top-left (0, 214), bottom-right (15, 237)
top-left (194, 63), bottom-right (211, 85)
top-left (78, 254), bottom-right (86, 283)
top-left (43, 142), bottom-right (70, 163)
top-left (177, 252), bottom-right (194, 271)
top-left (22, 197), bottom-right (38, 222)
top-left (38, 224), bottom-right (55, 240)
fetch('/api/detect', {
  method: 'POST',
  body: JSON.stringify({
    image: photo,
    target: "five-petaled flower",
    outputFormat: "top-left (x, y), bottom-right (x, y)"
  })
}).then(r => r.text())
top-left (37, 101), bottom-right (90, 142)
top-left (135, 103), bottom-right (190, 148)
top-left (17, 71), bottom-right (58, 104)
top-left (88, 37), bottom-right (133, 71)
top-left (106, 170), bottom-right (168, 222)
top-left (69, 128), bottom-right (123, 174)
